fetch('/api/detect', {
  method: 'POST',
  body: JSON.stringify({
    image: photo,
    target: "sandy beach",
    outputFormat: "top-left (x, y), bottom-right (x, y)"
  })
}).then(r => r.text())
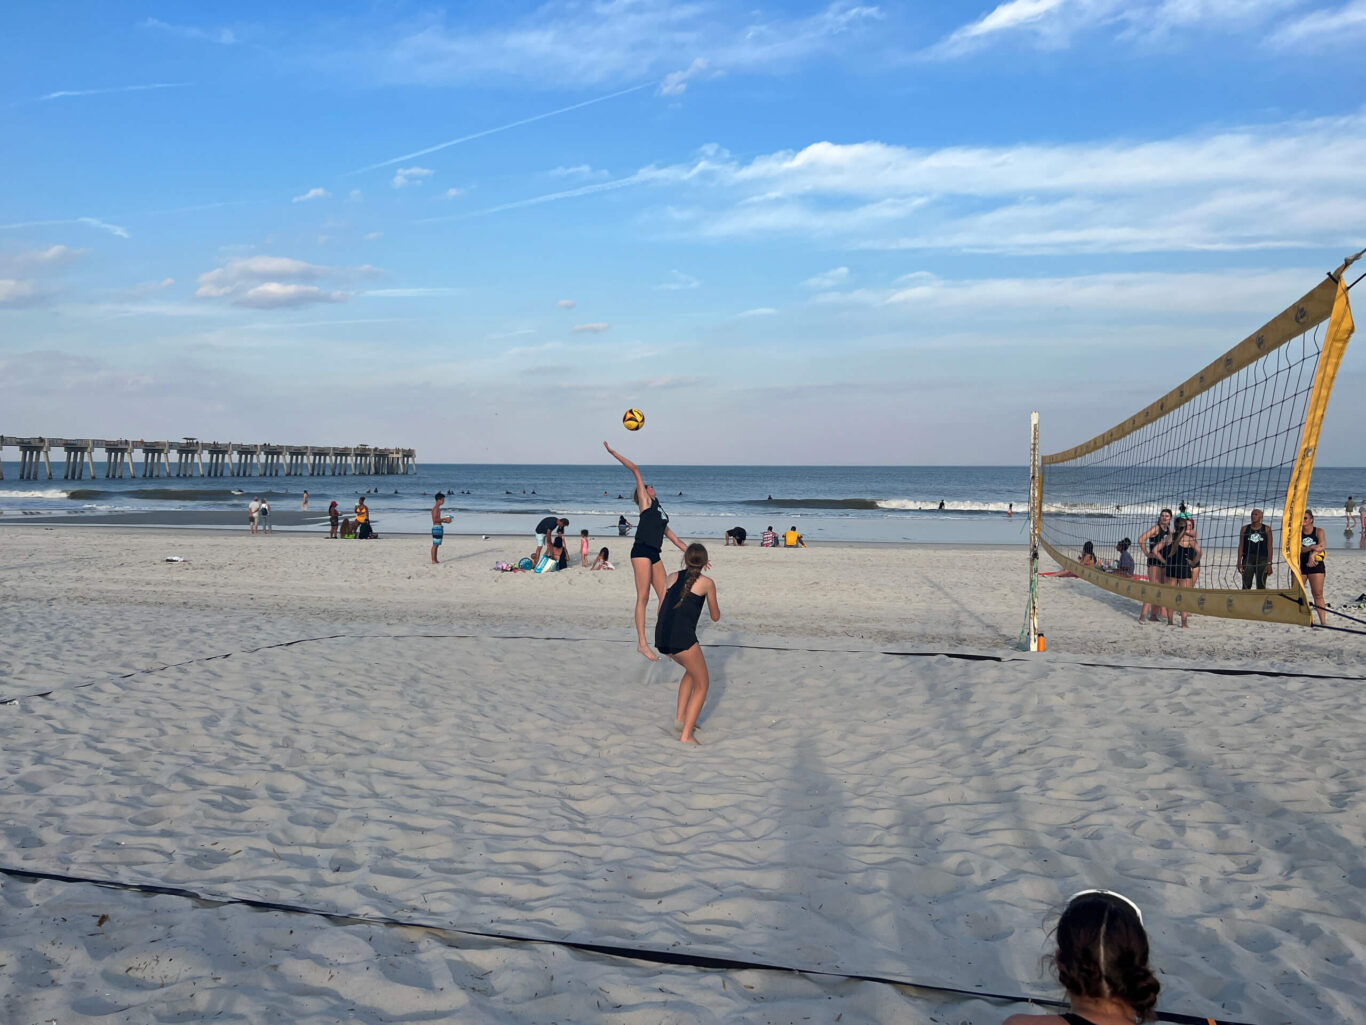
top-left (2, 525), bottom-right (1364, 1024)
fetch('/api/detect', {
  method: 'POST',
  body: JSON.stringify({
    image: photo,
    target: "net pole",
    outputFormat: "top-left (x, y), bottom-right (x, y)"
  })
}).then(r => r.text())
top-left (1281, 276), bottom-right (1356, 619)
top-left (1028, 411), bottom-right (1041, 651)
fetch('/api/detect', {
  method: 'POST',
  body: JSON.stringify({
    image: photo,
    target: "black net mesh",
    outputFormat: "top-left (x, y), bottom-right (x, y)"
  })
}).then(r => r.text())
top-left (1039, 319), bottom-right (1324, 594)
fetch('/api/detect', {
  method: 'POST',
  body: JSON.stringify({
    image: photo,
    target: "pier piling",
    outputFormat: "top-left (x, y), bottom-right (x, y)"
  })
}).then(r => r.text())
top-left (2, 437), bottom-right (415, 480)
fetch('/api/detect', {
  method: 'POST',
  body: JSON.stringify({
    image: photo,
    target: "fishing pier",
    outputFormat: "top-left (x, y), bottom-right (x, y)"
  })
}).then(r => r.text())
top-left (0, 437), bottom-right (416, 481)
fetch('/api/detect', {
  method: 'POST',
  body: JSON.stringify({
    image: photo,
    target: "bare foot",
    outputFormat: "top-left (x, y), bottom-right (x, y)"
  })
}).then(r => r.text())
top-left (673, 718), bottom-right (684, 733)
top-left (637, 642), bottom-right (660, 662)
top-left (1136, 616), bottom-right (1146, 624)
top-left (680, 734), bottom-right (701, 745)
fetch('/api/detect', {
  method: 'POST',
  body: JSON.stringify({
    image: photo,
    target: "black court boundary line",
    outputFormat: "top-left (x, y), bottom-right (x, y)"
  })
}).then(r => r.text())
top-left (0, 865), bottom-right (1248, 1025)
top-left (3, 631), bottom-right (1360, 706)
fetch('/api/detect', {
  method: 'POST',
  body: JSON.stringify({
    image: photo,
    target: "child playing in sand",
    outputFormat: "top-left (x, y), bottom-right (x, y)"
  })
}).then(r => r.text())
top-left (1004, 889), bottom-right (1159, 1025)
top-left (655, 543), bottom-right (720, 745)
top-left (591, 547), bottom-right (613, 570)
top-left (580, 528), bottom-right (592, 567)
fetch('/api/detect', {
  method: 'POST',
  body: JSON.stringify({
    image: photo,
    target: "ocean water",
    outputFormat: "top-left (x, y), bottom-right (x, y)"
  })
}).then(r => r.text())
top-left (1, 462), bottom-right (1363, 546)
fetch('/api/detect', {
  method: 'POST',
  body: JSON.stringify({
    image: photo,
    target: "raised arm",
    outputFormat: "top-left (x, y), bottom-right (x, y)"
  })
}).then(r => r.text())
top-left (603, 441), bottom-right (648, 511)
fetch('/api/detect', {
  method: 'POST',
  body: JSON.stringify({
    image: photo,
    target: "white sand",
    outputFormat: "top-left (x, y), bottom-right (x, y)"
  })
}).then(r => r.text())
top-left (1, 527), bottom-right (1364, 1024)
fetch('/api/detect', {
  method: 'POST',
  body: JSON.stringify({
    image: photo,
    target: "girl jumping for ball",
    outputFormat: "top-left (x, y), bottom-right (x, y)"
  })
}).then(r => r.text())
top-left (604, 441), bottom-right (689, 660)
top-left (656, 543), bottom-right (720, 744)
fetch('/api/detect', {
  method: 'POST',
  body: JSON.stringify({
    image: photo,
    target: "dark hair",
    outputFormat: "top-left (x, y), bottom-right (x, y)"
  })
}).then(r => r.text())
top-left (675, 543), bottom-right (708, 607)
top-left (1304, 509), bottom-right (1315, 520)
top-left (1159, 508), bottom-right (1172, 518)
top-left (581, 529), bottom-right (589, 537)
top-left (434, 492), bottom-right (445, 501)
top-left (1116, 537), bottom-right (1131, 550)
top-left (559, 518), bottom-right (570, 526)
top-left (1081, 541), bottom-right (1095, 556)
top-left (1052, 893), bottom-right (1160, 1021)
top-left (598, 547), bottom-right (609, 559)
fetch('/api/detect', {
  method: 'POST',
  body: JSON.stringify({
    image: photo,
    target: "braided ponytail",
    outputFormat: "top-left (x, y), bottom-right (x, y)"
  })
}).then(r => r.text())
top-left (675, 543), bottom-right (708, 607)
top-left (1053, 892), bottom-right (1160, 1022)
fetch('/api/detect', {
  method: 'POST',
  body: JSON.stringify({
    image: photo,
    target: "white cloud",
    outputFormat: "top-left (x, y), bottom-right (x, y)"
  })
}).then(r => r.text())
top-left (112, 277), bottom-right (176, 301)
top-left (655, 270), bottom-right (701, 290)
top-left (354, 1), bottom-right (883, 88)
top-left (393, 166), bottom-right (435, 188)
top-left (348, 189), bottom-right (364, 202)
top-left (77, 217), bottom-right (130, 239)
top-left (363, 287), bottom-right (463, 297)
top-left (143, 17), bottom-right (237, 45)
top-left (443, 187), bottom-right (465, 199)
top-left (930, 0), bottom-right (1298, 55)
top-left (813, 268), bottom-right (1320, 315)
top-left (557, 299), bottom-right (576, 309)
top-left (638, 111), bottom-right (1366, 253)
top-left (364, 231), bottom-right (383, 240)
top-left (550, 165), bottom-right (610, 179)
top-left (572, 322), bottom-right (611, 333)
top-left (660, 57), bottom-right (711, 95)
top-left (235, 283), bottom-right (347, 309)
top-left (1273, 0), bottom-right (1366, 45)
top-left (34, 82), bottom-right (186, 103)
top-left (195, 255), bottom-right (379, 308)
top-left (2, 245), bottom-right (86, 272)
top-left (292, 187), bottom-right (330, 203)
top-left (736, 307), bottom-right (778, 317)
top-left (803, 266), bottom-right (849, 289)
top-left (0, 279), bottom-right (43, 307)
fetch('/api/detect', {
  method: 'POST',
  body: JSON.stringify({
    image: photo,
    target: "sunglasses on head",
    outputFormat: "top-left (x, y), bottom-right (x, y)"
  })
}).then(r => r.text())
top-left (1068, 888), bottom-right (1144, 925)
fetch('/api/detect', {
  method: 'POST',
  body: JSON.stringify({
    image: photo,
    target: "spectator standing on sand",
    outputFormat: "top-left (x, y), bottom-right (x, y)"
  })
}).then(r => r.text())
top-left (355, 497), bottom-right (373, 540)
top-left (1237, 509), bottom-right (1274, 590)
top-left (301, 490), bottom-right (309, 511)
top-left (431, 492), bottom-right (452, 564)
top-left (248, 496), bottom-right (261, 534)
top-left (328, 500), bottom-right (340, 539)
top-left (1003, 890), bottom-right (1160, 1025)
top-left (1347, 495), bottom-right (1357, 529)
top-left (259, 497), bottom-right (272, 533)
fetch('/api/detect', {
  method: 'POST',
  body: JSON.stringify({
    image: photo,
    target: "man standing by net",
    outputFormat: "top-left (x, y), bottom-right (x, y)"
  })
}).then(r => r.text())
top-left (1238, 509), bottom-right (1274, 590)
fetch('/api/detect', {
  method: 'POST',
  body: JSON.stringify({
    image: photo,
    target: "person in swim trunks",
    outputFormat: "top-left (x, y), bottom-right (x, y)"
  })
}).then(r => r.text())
top-left (604, 441), bottom-right (690, 661)
top-left (431, 492), bottom-right (452, 564)
top-left (1300, 509), bottom-right (1327, 625)
top-left (654, 543), bottom-right (720, 745)
top-left (532, 515), bottom-right (568, 566)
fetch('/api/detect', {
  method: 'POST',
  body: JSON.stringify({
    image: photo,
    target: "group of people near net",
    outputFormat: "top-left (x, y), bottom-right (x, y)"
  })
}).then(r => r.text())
top-left (1078, 505), bottom-right (1329, 627)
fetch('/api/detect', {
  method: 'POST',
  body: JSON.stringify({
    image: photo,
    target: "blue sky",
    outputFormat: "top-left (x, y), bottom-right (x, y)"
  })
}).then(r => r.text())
top-left (3, 0), bottom-right (1364, 464)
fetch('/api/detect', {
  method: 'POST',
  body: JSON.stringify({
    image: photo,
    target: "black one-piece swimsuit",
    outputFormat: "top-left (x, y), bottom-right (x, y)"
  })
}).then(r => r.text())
top-left (655, 576), bottom-right (704, 655)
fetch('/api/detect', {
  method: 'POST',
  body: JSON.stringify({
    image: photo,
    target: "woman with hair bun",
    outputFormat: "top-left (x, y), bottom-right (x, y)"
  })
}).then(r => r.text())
top-left (1005, 890), bottom-right (1161, 1025)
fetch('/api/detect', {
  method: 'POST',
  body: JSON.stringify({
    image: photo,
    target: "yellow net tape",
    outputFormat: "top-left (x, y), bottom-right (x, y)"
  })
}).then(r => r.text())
top-left (1281, 277), bottom-right (1356, 608)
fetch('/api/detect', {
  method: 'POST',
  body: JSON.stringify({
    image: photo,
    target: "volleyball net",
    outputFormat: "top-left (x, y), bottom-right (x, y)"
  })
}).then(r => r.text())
top-left (1031, 254), bottom-right (1360, 629)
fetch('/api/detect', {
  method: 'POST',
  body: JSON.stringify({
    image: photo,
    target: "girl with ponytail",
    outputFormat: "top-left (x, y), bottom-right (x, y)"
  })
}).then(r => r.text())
top-left (1005, 890), bottom-right (1161, 1025)
top-left (653, 543), bottom-right (720, 745)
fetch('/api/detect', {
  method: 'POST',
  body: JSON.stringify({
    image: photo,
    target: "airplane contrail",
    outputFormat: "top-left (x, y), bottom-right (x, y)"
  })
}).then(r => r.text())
top-left (348, 82), bottom-right (651, 175)
top-left (416, 174), bottom-right (646, 223)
